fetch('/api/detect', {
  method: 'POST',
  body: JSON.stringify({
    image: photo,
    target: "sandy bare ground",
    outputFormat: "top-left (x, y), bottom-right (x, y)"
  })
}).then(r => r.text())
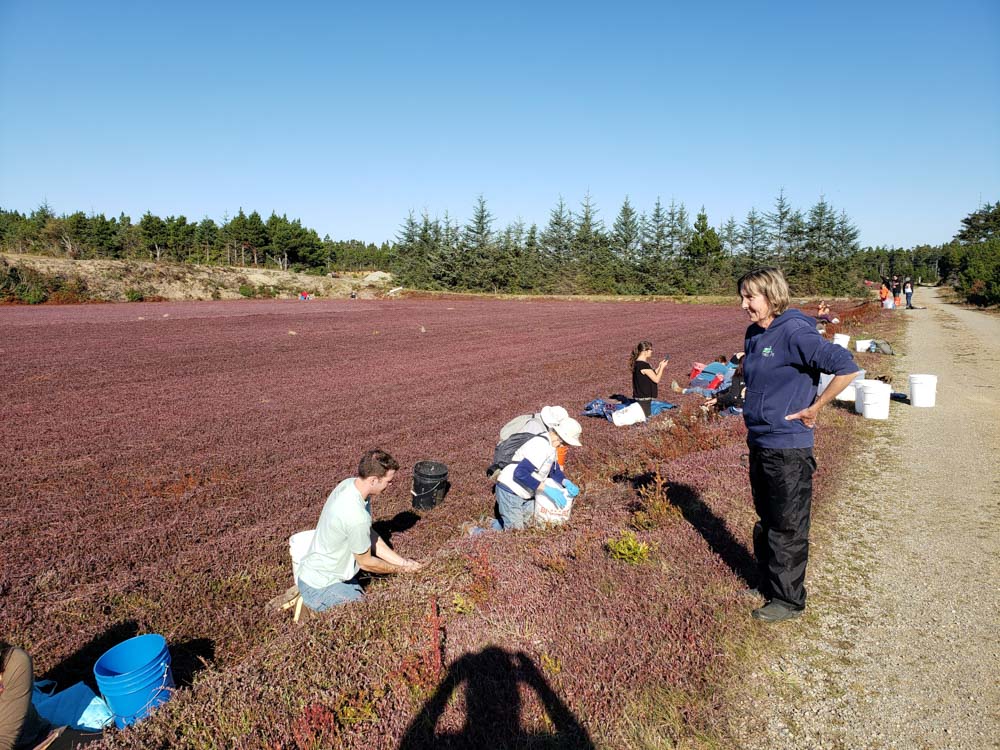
top-left (1, 253), bottom-right (389, 300)
top-left (728, 287), bottom-right (1000, 750)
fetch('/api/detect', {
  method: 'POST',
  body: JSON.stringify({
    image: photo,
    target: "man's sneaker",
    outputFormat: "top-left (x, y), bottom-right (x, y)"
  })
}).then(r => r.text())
top-left (751, 600), bottom-right (804, 623)
top-left (671, 380), bottom-right (683, 393)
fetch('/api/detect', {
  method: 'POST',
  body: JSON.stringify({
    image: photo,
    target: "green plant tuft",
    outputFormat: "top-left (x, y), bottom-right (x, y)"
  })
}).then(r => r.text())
top-left (606, 530), bottom-right (651, 564)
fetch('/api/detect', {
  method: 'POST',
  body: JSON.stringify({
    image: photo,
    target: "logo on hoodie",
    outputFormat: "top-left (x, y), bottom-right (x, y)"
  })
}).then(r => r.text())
top-left (761, 346), bottom-right (774, 358)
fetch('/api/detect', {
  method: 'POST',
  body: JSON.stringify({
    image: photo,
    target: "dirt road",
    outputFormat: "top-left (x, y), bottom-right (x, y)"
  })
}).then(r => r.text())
top-left (729, 287), bottom-right (1000, 749)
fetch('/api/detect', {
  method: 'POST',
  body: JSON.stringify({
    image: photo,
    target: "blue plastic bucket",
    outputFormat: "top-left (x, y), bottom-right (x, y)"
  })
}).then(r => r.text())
top-left (93, 634), bottom-right (174, 728)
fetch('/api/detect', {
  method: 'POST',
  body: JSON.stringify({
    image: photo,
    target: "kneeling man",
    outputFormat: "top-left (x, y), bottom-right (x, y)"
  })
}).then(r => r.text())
top-left (297, 449), bottom-right (423, 611)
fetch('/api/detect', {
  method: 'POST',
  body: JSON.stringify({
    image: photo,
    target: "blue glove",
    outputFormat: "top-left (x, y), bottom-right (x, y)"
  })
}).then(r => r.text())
top-left (542, 484), bottom-right (568, 508)
top-left (562, 479), bottom-right (580, 498)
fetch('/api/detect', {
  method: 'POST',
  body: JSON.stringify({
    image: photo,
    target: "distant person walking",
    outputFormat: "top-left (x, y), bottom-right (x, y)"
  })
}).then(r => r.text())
top-left (630, 341), bottom-right (669, 418)
top-left (738, 268), bottom-right (860, 623)
top-left (904, 277), bottom-right (914, 309)
top-left (891, 275), bottom-right (902, 308)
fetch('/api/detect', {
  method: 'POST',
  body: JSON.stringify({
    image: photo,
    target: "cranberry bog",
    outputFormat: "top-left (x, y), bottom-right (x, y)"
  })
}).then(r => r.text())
top-left (1, 296), bottom-right (878, 748)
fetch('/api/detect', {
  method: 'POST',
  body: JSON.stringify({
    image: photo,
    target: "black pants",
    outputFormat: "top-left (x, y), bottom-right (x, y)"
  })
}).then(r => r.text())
top-left (635, 398), bottom-right (653, 418)
top-left (749, 446), bottom-right (816, 609)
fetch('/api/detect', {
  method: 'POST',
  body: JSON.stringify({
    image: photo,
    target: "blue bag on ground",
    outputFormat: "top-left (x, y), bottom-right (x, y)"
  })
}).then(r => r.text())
top-left (32, 680), bottom-right (114, 731)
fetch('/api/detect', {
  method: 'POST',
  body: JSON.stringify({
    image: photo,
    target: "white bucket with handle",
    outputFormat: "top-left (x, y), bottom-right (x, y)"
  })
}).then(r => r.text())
top-left (861, 382), bottom-right (891, 420)
top-left (909, 374), bottom-right (938, 408)
top-left (855, 338), bottom-right (873, 352)
top-left (834, 369), bottom-right (866, 402)
top-left (833, 333), bottom-right (850, 349)
top-left (854, 379), bottom-right (881, 414)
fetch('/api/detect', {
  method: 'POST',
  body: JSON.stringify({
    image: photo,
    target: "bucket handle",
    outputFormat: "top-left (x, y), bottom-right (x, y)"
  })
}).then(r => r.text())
top-left (102, 661), bottom-right (174, 726)
top-left (410, 479), bottom-right (446, 497)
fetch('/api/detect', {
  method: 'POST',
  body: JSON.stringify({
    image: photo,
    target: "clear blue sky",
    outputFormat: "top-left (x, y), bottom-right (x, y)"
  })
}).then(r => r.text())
top-left (1, 0), bottom-right (997, 248)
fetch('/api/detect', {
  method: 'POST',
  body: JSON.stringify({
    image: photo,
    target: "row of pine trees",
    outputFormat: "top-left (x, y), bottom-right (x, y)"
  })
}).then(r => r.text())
top-left (393, 192), bottom-right (860, 295)
top-left (0, 205), bottom-right (390, 272)
top-left (2, 196), bottom-right (996, 301)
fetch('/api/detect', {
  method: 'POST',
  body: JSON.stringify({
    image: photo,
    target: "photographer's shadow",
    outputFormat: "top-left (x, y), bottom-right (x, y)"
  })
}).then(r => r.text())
top-left (399, 647), bottom-right (595, 750)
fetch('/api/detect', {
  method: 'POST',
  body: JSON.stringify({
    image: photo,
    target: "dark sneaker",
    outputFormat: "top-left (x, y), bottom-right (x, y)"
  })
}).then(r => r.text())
top-left (751, 600), bottom-right (804, 623)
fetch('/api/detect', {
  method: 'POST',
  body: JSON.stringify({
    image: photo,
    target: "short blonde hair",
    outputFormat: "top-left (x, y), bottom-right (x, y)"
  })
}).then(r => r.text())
top-left (737, 267), bottom-right (790, 316)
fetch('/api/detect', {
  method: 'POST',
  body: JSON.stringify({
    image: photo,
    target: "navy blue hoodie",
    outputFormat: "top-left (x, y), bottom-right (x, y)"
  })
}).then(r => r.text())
top-left (743, 309), bottom-right (859, 449)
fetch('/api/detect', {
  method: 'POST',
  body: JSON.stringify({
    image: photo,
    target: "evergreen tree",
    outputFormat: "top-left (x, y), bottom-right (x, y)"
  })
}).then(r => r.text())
top-left (459, 195), bottom-right (495, 289)
top-left (139, 211), bottom-right (168, 261)
top-left (195, 218), bottom-right (219, 264)
top-left (393, 211), bottom-right (421, 284)
top-left (719, 216), bottom-right (740, 256)
top-left (805, 196), bottom-right (838, 259)
top-left (955, 201), bottom-right (1000, 244)
top-left (739, 208), bottom-right (770, 266)
top-left (665, 199), bottom-right (691, 258)
top-left (611, 196), bottom-right (641, 292)
top-left (245, 211), bottom-right (268, 266)
top-left (434, 211), bottom-right (461, 288)
top-left (640, 198), bottom-right (670, 292)
top-left (573, 193), bottom-right (612, 293)
top-left (541, 197), bottom-right (574, 282)
top-left (165, 215), bottom-right (196, 262)
top-left (765, 188), bottom-right (794, 263)
top-left (519, 223), bottom-right (544, 291)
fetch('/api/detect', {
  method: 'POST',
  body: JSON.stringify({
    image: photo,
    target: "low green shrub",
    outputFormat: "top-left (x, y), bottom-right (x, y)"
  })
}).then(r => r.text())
top-left (606, 530), bottom-right (651, 564)
top-left (125, 288), bottom-right (145, 302)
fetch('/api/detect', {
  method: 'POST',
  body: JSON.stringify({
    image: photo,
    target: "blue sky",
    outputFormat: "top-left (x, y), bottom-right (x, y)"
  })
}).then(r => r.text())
top-left (1, 0), bottom-right (997, 248)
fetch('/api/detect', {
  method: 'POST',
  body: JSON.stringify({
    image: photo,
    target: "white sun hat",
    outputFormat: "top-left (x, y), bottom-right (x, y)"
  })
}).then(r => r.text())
top-left (539, 405), bottom-right (569, 428)
top-left (553, 417), bottom-right (582, 447)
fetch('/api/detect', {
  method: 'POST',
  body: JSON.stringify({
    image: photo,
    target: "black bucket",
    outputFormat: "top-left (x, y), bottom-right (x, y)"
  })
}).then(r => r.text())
top-left (411, 460), bottom-right (449, 511)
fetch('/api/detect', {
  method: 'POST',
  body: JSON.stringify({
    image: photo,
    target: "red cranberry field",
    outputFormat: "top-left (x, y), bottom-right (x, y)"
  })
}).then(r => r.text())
top-left (1, 296), bottom-right (867, 748)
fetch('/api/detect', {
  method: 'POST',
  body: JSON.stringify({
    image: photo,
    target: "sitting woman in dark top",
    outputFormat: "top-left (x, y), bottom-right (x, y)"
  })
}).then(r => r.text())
top-left (629, 341), bottom-right (669, 417)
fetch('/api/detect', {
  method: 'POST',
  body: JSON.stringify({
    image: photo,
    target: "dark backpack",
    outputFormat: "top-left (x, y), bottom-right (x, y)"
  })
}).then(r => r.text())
top-left (486, 432), bottom-right (536, 477)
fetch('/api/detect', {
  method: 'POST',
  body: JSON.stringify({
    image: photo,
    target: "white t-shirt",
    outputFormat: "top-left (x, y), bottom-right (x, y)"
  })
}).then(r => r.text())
top-left (296, 478), bottom-right (371, 589)
top-left (497, 434), bottom-right (556, 500)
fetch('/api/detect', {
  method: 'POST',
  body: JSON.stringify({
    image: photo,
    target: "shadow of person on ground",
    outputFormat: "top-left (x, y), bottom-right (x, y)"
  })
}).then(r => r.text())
top-left (398, 647), bottom-right (595, 750)
top-left (169, 637), bottom-right (215, 688)
top-left (41, 620), bottom-right (139, 690)
top-left (617, 472), bottom-right (757, 590)
top-left (373, 510), bottom-right (421, 546)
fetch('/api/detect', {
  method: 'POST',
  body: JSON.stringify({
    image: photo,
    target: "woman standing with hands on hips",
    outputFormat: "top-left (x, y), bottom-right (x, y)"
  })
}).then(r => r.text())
top-left (630, 341), bottom-right (669, 418)
top-left (739, 268), bottom-right (859, 623)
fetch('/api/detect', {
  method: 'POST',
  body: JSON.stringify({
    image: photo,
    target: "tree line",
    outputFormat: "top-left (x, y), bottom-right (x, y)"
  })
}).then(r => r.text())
top-left (0, 206), bottom-right (391, 273)
top-left (392, 192), bottom-right (863, 296)
top-left (2, 197), bottom-right (997, 303)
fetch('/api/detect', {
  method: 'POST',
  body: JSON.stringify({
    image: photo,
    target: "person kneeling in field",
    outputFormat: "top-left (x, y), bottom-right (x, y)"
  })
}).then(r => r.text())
top-left (493, 417), bottom-right (583, 529)
top-left (296, 449), bottom-right (423, 612)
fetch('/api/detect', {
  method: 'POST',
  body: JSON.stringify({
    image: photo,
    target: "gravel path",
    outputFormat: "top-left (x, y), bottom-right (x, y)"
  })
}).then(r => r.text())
top-left (728, 287), bottom-right (1000, 750)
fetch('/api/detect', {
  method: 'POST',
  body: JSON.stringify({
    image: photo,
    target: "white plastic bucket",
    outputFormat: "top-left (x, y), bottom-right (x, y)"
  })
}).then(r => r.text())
top-left (834, 369), bottom-right (866, 401)
top-left (909, 374), bottom-right (938, 408)
top-left (855, 339), bottom-right (873, 352)
top-left (817, 372), bottom-right (833, 396)
top-left (854, 379), bottom-right (881, 414)
top-left (882, 299), bottom-right (895, 309)
top-left (833, 333), bottom-right (850, 349)
top-left (861, 382), bottom-right (891, 420)
top-left (289, 529), bottom-right (316, 579)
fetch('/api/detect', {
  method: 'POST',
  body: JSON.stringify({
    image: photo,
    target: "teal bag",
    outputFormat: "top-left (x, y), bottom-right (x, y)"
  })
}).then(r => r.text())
top-left (32, 680), bottom-right (114, 731)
